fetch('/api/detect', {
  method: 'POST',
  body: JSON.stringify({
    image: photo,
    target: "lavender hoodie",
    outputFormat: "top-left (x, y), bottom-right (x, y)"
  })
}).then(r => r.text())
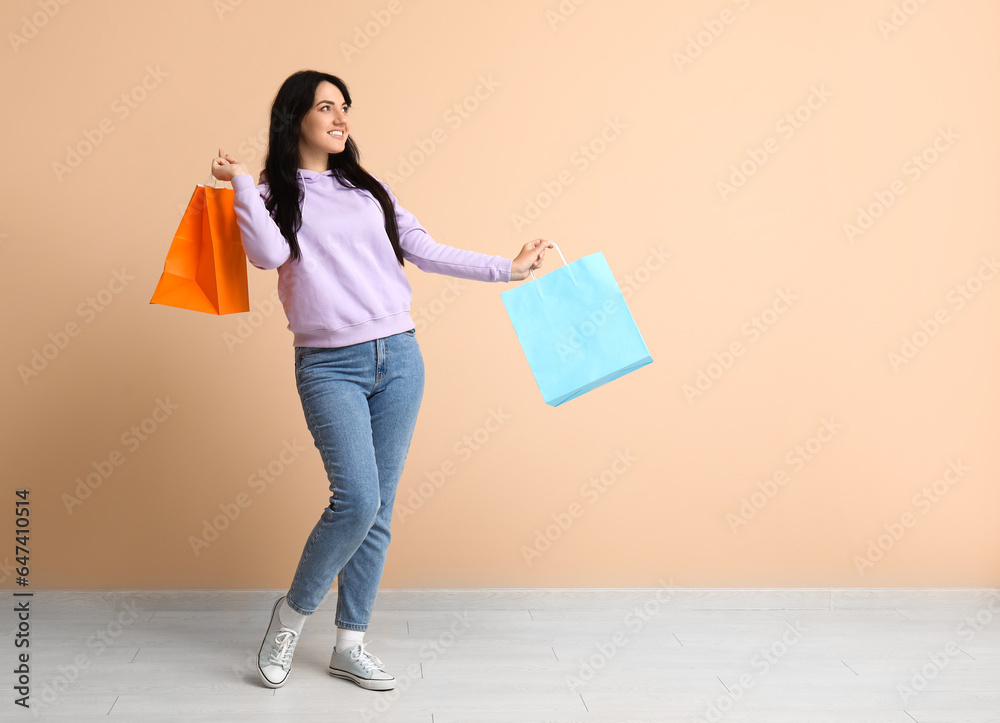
top-left (231, 168), bottom-right (512, 347)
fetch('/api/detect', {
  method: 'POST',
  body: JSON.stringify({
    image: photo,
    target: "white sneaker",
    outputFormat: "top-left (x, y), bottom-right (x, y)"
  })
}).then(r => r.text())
top-left (328, 641), bottom-right (395, 690)
top-left (257, 596), bottom-right (300, 688)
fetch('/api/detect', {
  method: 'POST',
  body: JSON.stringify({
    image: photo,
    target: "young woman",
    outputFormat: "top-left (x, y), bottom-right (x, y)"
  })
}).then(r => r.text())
top-left (211, 70), bottom-right (552, 691)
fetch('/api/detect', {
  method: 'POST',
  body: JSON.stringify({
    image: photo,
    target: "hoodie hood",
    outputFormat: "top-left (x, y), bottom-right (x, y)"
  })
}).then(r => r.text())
top-left (297, 168), bottom-right (333, 181)
top-left (255, 167), bottom-right (333, 185)
top-left (296, 167), bottom-right (334, 205)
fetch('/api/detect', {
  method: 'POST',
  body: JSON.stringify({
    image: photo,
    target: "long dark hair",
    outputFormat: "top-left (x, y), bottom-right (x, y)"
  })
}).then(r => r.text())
top-left (260, 70), bottom-right (402, 266)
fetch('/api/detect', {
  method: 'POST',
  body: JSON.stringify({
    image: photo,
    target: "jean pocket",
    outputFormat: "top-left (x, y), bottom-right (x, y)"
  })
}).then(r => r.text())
top-left (295, 347), bottom-right (326, 370)
top-left (297, 347), bottom-right (326, 357)
top-left (403, 328), bottom-right (416, 336)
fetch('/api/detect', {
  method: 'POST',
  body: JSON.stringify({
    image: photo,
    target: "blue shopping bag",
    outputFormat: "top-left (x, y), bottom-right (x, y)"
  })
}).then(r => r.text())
top-left (501, 242), bottom-right (653, 406)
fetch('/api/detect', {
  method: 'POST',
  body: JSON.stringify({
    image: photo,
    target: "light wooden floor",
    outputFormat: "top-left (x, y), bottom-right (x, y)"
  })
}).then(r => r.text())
top-left (8, 588), bottom-right (1000, 722)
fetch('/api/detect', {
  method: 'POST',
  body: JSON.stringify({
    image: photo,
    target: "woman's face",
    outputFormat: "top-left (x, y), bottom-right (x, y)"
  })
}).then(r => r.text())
top-left (299, 81), bottom-right (350, 158)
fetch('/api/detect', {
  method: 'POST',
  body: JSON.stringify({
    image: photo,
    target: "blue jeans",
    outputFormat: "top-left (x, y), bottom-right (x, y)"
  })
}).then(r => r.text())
top-left (284, 328), bottom-right (424, 631)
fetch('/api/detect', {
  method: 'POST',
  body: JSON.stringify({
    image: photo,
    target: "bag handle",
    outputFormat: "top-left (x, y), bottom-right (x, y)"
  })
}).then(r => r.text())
top-left (202, 173), bottom-right (231, 188)
top-left (528, 241), bottom-right (568, 281)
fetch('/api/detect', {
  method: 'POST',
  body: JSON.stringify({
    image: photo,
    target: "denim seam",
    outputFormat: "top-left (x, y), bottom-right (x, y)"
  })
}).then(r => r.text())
top-left (335, 563), bottom-right (343, 623)
top-left (288, 384), bottom-right (329, 611)
top-left (369, 340), bottom-right (380, 397)
top-left (298, 372), bottom-right (339, 514)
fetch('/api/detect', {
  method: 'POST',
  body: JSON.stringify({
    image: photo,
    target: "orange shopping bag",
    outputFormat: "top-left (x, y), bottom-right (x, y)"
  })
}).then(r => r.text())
top-left (150, 175), bottom-right (249, 314)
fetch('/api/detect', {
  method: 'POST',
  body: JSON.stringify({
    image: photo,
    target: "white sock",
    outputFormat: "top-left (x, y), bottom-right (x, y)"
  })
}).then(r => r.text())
top-left (336, 627), bottom-right (365, 653)
top-left (277, 597), bottom-right (308, 634)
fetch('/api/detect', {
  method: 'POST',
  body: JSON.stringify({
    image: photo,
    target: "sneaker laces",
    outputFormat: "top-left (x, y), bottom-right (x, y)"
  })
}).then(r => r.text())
top-left (348, 641), bottom-right (385, 675)
top-left (268, 628), bottom-right (299, 669)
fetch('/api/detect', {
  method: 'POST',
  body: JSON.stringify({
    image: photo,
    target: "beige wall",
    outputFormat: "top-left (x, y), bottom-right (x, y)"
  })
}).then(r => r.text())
top-left (2, 0), bottom-right (997, 590)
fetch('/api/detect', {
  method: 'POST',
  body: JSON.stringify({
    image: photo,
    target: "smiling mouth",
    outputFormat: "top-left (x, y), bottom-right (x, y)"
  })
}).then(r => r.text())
top-left (328, 130), bottom-right (345, 138)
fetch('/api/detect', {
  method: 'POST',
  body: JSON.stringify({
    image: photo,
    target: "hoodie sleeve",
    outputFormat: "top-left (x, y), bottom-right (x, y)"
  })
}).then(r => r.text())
top-left (376, 178), bottom-right (512, 283)
top-left (231, 173), bottom-right (292, 270)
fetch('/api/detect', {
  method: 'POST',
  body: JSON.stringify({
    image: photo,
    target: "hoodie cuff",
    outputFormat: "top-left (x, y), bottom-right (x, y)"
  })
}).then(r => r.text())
top-left (231, 173), bottom-right (257, 193)
top-left (500, 256), bottom-right (513, 282)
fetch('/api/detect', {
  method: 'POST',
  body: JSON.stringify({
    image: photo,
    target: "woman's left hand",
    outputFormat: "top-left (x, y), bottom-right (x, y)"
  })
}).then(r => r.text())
top-left (510, 238), bottom-right (555, 281)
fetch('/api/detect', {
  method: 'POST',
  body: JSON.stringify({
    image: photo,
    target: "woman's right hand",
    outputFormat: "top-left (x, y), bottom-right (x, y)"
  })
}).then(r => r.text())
top-left (510, 238), bottom-right (554, 281)
top-left (211, 148), bottom-right (250, 182)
